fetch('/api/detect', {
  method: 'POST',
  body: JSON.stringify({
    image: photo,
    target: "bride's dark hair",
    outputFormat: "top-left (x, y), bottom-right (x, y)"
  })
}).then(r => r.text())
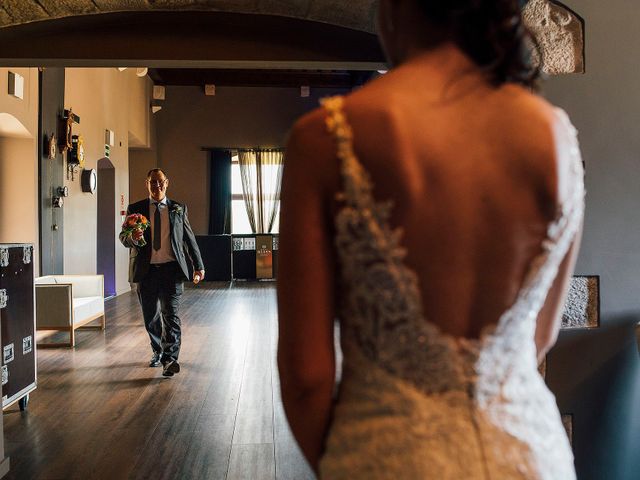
top-left (417, 0), bottom-right (539, 88)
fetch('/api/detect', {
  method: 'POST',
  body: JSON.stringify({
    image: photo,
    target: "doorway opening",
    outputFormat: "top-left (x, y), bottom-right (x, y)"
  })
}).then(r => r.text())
top-left (97, 157), bottom-right (116, 297)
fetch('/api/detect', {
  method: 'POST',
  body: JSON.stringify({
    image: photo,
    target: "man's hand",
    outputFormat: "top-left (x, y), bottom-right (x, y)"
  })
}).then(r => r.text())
top-left (132, 228), bottom-right (144, 241)
top-left (193, 270), bottom-right (205, 284)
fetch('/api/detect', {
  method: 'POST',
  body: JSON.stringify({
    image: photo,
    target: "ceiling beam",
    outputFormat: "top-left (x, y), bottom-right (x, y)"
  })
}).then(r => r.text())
top-left (0, 11), bottom-right (386, 68)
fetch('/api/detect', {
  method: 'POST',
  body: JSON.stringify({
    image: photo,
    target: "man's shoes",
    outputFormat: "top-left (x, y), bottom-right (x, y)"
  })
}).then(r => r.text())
top-left (162, 360), bottom-right (180, 377)
top-left (149, 352), bottom-right (161, 368)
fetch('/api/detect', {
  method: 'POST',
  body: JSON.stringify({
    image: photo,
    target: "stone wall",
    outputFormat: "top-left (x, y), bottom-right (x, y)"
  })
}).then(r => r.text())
top-left (524, 0), bottom-right (585, 74)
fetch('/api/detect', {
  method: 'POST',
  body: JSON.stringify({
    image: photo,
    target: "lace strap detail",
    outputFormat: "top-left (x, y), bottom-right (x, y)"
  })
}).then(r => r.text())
top-left (501, 108), bottom-right (585, 325)
top-left (321, 96), bottom-right (376, 208)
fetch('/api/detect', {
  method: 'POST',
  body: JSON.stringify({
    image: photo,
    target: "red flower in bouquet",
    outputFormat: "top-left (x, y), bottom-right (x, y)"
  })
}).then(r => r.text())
top-left (121, 213), bottom-right (150, 247)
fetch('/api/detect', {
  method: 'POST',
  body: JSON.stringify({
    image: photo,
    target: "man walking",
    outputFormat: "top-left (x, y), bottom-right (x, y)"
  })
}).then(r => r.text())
top-left (120, 168), bottom-right (205, 377)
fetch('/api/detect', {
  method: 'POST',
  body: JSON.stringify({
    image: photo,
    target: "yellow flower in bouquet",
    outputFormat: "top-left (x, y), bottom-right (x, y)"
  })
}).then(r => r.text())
top-left (121, 213), bottom-right (150, 246)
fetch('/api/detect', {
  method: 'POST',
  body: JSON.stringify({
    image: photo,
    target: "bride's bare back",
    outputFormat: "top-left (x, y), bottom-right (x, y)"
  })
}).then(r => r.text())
top-left (343, 55), bottom-right (559, 339)
top-left (283, 46), bottom-right (578, 343)
top-left (278, 3), bottom-right (582, 474)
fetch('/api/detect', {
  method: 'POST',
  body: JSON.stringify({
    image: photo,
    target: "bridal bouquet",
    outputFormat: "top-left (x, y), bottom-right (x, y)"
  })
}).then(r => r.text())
top-left (121, 213), bottom-right (150, 247)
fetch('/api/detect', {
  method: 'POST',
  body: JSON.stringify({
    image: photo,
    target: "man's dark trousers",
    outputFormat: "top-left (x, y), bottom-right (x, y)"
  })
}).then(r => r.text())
top-left (137, 261), bottom-right (184, 363)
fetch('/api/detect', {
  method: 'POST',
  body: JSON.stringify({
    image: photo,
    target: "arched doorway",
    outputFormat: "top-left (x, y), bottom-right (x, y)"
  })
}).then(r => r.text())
top-left (97, 157), bottom-right (116, 297)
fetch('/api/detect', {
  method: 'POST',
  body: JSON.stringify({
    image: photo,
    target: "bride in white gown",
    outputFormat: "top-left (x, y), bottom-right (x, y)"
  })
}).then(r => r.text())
top-left (277, 0), bottom-right (584, 478)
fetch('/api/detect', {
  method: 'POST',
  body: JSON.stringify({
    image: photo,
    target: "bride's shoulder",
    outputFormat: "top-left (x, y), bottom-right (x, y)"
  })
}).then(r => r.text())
top-left (500, 86), bottom-right (582, 213)
top-left (500, 85), bottom-right (575, 135)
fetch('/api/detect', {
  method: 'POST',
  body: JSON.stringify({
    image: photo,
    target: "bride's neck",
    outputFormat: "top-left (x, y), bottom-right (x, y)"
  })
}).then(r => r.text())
top-left (393, 43), bottom-right (491, 93)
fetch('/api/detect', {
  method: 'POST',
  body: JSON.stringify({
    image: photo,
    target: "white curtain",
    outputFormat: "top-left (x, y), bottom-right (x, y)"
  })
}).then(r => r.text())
top-left (238, 149), bottom-right (284, 234)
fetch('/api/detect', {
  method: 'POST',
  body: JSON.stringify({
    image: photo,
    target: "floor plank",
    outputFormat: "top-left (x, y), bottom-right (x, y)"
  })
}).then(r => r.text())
top-left (2, 282), bottom-right (313, 480)
top-left (227, 443), bottom-right (275, 480)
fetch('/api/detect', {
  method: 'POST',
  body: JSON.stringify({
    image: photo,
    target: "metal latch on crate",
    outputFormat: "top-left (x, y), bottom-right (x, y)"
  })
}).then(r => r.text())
top-left (0, 289), bottom-right (7, 309)
top-left (0, 248), bottom-right (8, 267)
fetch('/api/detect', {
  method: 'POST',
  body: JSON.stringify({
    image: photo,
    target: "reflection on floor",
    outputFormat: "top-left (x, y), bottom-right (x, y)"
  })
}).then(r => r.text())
top-left (3, 281), bottom-right (314, 480)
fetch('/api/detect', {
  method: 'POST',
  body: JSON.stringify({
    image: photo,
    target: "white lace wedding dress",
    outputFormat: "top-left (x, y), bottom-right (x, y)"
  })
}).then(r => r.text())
top-left (318, 96), bottom-right (584, 479)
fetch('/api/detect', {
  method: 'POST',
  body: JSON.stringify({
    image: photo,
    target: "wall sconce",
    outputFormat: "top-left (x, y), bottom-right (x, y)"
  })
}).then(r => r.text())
top-left (153, 85), bottom-right (166, 100)
top-left (8, 71), bottom-right (24, 99)
top-left (136, 67), bottom-right (148, 77)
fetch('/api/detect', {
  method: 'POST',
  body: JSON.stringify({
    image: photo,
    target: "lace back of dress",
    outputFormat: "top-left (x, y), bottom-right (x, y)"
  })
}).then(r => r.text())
top-left (320, 95), bottom-right (582, 480)
top-left (321, 95), bottom-right (585, 396)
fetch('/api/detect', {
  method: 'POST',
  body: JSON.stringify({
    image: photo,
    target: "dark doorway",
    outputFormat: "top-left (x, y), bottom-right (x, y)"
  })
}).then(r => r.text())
top-left (97, 158), bottom-right (116, 297)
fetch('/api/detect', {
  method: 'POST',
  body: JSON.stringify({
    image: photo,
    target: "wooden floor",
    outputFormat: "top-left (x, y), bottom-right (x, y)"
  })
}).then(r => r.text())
top-left (2, 282), bottom-right (315, 480)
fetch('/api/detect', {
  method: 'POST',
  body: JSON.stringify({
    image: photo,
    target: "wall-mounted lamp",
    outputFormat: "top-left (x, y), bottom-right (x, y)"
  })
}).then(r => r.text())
top-left (105, 129), bottom-right (115, 147)
top-left (8, 71), bottom-right (24, 99)
top-left (136, 67), bottom-right (148, 77)
top-left (151, 105), bottom-right (162, 114)
top-left (117, 67), bottom-right (127, 72)
top-left (153, 85), bottom-right (166, 100)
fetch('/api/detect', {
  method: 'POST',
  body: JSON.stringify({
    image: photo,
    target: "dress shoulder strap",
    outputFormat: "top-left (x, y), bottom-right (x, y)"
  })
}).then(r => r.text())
top-left (321, 95), bottom-right (377, 209)
top-left (500, 108), bottom-right (585, 325)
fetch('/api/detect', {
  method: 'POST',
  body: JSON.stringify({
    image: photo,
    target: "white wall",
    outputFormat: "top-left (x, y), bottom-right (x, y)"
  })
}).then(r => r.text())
top-left (64, 68), bottom-right (151, 295)
top-left (0, 68), bottom-right (39, 273)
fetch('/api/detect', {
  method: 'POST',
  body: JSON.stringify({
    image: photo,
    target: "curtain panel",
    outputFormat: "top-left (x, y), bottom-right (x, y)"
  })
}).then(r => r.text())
top-left (238, 149), bottom-right (284, 234)
top-left (208, 150), bottom-right (232, 234)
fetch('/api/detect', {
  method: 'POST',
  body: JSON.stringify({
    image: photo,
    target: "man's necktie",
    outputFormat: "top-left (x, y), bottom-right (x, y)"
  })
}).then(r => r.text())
top-left (153, 202), bottom-right (161, 251)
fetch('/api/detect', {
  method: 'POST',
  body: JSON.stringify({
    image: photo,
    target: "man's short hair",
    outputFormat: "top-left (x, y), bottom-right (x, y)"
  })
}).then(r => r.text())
top-left (147, 168), bottom-right (168, 179)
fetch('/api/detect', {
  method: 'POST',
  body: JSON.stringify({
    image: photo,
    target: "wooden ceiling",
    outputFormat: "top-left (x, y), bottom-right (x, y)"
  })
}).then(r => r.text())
top-left (0, 11), bottom-right (385, 68)
top-left (147, 68), bottom-right (376, 89)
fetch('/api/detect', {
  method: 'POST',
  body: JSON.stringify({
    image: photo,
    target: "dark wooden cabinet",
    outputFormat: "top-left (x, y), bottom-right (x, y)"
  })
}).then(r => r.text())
top-left (0, 244), bottom-right (36, 410)
top-left (195, 235), bottom-right (232, 281)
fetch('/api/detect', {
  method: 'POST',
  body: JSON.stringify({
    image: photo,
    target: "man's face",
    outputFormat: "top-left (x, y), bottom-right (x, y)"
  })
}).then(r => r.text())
top-left (147, 171), bottom-right (168, 202)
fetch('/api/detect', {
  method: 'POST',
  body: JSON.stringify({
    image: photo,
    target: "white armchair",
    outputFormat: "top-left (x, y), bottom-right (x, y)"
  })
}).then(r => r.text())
top-left (35, 275), bottom-right (105, 347)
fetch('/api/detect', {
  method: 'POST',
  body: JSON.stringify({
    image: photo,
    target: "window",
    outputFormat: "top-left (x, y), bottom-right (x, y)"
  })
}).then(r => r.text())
top-left (231, 154), bottom-right (281, 234)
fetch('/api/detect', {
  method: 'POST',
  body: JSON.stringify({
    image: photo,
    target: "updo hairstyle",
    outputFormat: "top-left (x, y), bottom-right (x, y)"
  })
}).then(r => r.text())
top-left (417, 0), bottom-right (540, 88)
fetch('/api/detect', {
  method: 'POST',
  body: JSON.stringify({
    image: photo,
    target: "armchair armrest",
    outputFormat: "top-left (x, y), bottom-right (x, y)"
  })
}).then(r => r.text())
top-left (36, 284), bottom-right (73, 328)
